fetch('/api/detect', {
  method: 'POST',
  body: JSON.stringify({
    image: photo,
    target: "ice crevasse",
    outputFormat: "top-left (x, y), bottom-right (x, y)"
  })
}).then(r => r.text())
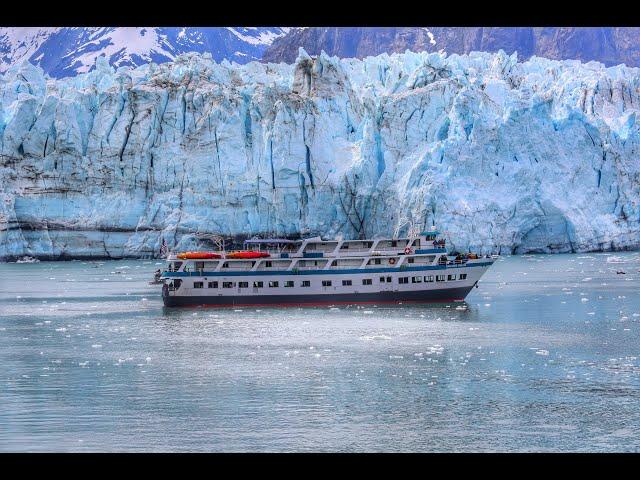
top-left (1, 48), bottom-right (639, 259)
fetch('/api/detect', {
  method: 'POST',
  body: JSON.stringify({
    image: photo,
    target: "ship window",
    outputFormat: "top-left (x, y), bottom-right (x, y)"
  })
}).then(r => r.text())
top-left (380, 276), bottom-right (385, 283)
top-left (322, 280), bottom-right (332, 287)
top-left (436, 275), bottom-right (446, 282)
top-left (239, 282), bottom-right (249, 288)
top-left (459, 274), bottom-right (467, 280)
top-left (399, 277), bottom-right (409, 284)
top-left (195, 262), bottom-right (204, 270)
top-left (253, 281), bottom-right (263, 288)
top-left (301, 280), bottom-right (311, 287)
top-left (285, 281), bottom-right (294, 287)
top-left (342, 280), bottom-right (352, 286)
top-left (362, 279), bottom-right (372, 285)
top-left (340, 244), bottom-right (349, 249)
top-left (265, 261), bottom-right (272, 268)
top-left (223, 262), bottom-right (229, 268)
top-left (193, 281), bottom-right (203, 288)
top-left (391, 241), bottom-right (397, 247)
top-left (268, 281), bottom-right (279, 288)
top-left (374, 258), bottom-right (381, 265)
top-left (412, 276), bottom-right (422, 283)
top-left (424, 275), bottom-right (434, 283)
top-left (208, 281), bottom-right (218, 288)
top-left (223, 282), bottom-right (234, 288)
top-left (387, 276), bottom-right (392, 283)
top-left (407, 258), bottom-right (415, 264)
top-left (448, 274), bottom-right (456, 281)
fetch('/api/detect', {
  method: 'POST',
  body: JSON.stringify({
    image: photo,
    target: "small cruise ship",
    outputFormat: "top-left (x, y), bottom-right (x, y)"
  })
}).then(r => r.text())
top-left (160, 228), bottom-right (497, 307)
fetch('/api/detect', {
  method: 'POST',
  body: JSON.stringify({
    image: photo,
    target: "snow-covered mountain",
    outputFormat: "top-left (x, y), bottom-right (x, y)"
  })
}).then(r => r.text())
top-left (0, 27), bottom-right (291, 78)
top-left (1, 49), bottom-right (639, 260)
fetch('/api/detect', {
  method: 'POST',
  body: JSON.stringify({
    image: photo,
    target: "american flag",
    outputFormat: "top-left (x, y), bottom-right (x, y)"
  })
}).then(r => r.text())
top-left (160, 238), bottom-right (168, 258)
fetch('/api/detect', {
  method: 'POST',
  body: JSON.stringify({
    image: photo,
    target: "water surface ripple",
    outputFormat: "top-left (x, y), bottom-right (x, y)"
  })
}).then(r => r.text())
top-left (1, 253), bottom-right (640, 451)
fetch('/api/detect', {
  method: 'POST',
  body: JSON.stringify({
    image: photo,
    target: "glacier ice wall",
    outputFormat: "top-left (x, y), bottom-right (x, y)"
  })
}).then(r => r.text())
top-left (1, 49), bottom-right (639, 259)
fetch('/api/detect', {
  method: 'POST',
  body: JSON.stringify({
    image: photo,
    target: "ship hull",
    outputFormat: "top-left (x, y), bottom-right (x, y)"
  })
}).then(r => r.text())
top-left (162, 285), bottom-right (475, 307)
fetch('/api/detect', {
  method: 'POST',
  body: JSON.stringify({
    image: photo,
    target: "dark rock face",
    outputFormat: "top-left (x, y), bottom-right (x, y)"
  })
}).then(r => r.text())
top-left (262, 27), bottom-right (640, 67)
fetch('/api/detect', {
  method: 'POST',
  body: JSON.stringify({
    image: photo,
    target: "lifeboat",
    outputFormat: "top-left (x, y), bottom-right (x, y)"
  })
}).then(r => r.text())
top-left (176, 251), bottom-right (222, 260)
top-left (225, 251), bottom-right (271, 259)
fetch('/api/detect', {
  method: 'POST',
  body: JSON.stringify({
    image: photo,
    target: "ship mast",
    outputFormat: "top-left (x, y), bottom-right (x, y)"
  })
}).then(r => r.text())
top-left (394, 217), bottom-right (424, 239)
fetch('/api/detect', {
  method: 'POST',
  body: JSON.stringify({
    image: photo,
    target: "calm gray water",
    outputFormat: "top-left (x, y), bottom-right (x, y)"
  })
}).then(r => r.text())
top-left (1, 253), bottom-right (639, 452)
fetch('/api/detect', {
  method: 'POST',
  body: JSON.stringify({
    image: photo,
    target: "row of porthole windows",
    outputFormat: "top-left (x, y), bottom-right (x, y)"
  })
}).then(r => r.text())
top-left (191, 258), bottom-right (433, 271)
top-left (190, 257), bottom-right (449, 272)
top-left (366, 257), bottom-right (422, 266)
top-left (192, 280), bottom-right (297, 289)
top-left (192, 273), bottom-right (467, 289)
top-left (400, 273), bottom-right (467, 283)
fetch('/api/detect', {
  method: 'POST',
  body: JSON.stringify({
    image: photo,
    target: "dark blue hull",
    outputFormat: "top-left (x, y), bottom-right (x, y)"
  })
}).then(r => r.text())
top-left (162, 286), bottom-right (475, 307)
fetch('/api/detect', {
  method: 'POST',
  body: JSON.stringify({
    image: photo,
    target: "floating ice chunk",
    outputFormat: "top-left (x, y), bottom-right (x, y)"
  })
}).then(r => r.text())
top-left (360, 334), bottom-right (392, 341)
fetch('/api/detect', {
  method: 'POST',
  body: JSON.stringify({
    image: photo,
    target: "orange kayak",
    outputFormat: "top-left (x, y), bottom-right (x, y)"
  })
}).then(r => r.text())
top-left (225, 251), bottom-right (271, 259)
top-left (176, 252), bottom-right (222, 260)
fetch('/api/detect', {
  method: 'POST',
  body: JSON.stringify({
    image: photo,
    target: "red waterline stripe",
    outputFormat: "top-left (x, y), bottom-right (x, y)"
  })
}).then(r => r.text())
top-left (165, 298), bottom-right (465, 309)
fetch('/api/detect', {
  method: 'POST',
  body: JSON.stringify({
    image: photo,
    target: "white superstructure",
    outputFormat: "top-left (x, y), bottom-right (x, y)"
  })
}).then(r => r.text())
top-left (161, 228), bottom-right (497, 307)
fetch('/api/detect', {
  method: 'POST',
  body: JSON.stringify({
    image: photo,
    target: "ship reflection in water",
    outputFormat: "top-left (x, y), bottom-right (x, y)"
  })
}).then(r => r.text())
top-left (1, 252), bottom-right (639, 452)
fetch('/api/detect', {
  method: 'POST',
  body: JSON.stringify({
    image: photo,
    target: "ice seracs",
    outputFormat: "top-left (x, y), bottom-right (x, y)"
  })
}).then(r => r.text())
top-left (1, 49), bottom-right (639, 260)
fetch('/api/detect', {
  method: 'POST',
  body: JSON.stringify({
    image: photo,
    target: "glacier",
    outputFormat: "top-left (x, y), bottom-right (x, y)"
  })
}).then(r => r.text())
top-left (1, 48), bottom-right (639, 260)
